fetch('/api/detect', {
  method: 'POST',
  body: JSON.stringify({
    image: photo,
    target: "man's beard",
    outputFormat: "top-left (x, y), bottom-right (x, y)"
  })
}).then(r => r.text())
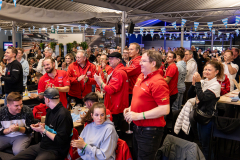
top-left (45, 67), bottom-right (54, 73)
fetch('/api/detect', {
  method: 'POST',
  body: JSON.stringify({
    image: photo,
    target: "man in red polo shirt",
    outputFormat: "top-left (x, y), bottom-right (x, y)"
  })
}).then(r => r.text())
top-left (67, 50), bottom-right (96, 105)
top-left (124, 50), bottom-right (170, 160)
top-left (94, 52), bottom-right (129, 130)
top-left (95, 54), bottom-right (113, 92)
top-left (125, 43), bottom-right (142, 104)
top-left (38, 57), bottom-right (70, 108)
top-left (164, 51), bottom-right (179, 110)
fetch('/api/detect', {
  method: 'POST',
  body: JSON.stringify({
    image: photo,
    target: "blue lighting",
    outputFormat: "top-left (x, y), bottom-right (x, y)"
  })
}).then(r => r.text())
top-left (136, 19), bottom-right (161, 27)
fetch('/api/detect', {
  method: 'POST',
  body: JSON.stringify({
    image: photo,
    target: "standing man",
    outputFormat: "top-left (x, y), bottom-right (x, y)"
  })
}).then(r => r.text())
top-left (164, 51), bottom-right (179, 110)
top-left (38, 57), bottom-right (70, 108)
top-left (36, 48), bottom-right (58, 75)
top-left (232, 47), bottom-right (240, 82)
top-left (0, 46), bottom-right (23, 106)
top-left (17, 48), bottom-right (29, 90)
top-left (12, 88), bottom-right (73, 160)
top-left (223, 50), bottom-right (238, 91)
top-left (0, 92), bottom-right (33, 155)
top-left (122, 48), bottom-right (130, 67)
top-left (124, 51), bottom-right (170, 160)
top-left (183, 50), bottom-right (197, 104)
top-left (197, 52), bottom-right (208, 77)
top-left (172, 50), bottom-right (187, 111)
top-left (125, 43), bottom-right (142, 104)
top-left (67, 50), bottom-right (96, 105)
top-left (94, 52), bottom-right (129, 130)
top-left (96, 54), bottom-right (113, 92)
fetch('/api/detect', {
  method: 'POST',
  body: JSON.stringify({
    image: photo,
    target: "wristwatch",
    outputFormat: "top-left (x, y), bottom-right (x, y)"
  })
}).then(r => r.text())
top-left (227, 62), bottom-right (231, 65)
top-left (42, 129), bottom-right (47, 136)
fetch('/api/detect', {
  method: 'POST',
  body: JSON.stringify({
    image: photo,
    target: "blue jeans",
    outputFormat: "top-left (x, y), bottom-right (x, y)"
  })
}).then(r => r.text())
top-left (172, 88), bottom-right (185, 111)
top-left (197, 121), bottom-right (212, 159)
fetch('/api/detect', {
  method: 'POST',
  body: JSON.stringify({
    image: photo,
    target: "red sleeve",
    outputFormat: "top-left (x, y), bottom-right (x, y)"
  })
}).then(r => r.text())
top-left (125, 60), bottom-right (141, 77)
top-left (150, 80), bottom-right (170, 105)
top-left (63, 71), bottom-right (70, 86)
top-left (221, 75), bottom-right (230, 95)
top-left (67, 64), bottom-right (78, 84)
top-left (86, 65), bottom-right (96, 85)
top-left (106, 109), bottom-right (113, 121)
top-left (106, 66), bottom-right (113, 75)
top-left (38, 77), bottom-right (45, 94)
top-left (165, 65), bottom-right (177, 78)
top-left (104, 70), bottom-right (124, 95)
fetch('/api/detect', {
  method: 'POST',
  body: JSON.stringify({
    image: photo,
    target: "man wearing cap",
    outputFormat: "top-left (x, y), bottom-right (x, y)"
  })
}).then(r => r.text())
top-left (94, 52), bottom-right (129, 129)
top-left (12, 88), bottom-right (73, 160)
top-left (38, 57), bottom-right (70, 108)
top-left (125, 43), bottom-right (142, 104)
top-left (124, 51), bottom-right (170, 160)
top-left (67, 50), bottom-right (96, 105)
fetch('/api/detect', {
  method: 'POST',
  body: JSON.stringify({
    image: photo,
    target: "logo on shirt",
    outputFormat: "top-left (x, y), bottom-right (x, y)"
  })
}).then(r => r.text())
top-left (112, 77), bottom-right (118, 81)
top-left (45, 79), bottom-right (50, 82)
top-left (87, 71), bottom-right (91, 76)
top-left (12, 69), bottom-right (19, 72)
top-left (58, 76), bottom-right (63, 79)
top-left (145, 81), bottom-right (150, 86)
top-left (161, 98), bottom-right (167, 102)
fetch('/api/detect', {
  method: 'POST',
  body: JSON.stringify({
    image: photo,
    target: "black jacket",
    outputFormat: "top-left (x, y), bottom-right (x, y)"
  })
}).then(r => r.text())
top-left (2, 60), bottom-right (23, 94)
top-left (40, 102), bottom-right (73, 158)
top-left (188, 82), bottom-right (220, 115)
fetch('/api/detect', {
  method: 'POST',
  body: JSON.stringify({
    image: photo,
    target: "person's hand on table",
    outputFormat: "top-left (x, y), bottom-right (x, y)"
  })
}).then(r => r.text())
top-left (71, 137), bottom-right (86, 149)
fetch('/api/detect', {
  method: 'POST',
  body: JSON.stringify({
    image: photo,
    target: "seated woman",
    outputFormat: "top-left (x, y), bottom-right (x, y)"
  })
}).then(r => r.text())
top-left (188, 60), bottom-right (222, 159)
top-left (71, 102), bottom-right (118, 160)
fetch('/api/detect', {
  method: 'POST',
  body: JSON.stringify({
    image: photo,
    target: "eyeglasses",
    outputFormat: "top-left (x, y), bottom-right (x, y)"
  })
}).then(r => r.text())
top-left (140, 60), bottom-right (150, 63)
top-left (100, 58), bottom-right (107, 60)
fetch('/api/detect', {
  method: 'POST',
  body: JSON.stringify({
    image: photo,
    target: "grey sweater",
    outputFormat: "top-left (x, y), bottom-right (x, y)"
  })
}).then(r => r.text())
top-left (78, 119), bottom-right (119, 160)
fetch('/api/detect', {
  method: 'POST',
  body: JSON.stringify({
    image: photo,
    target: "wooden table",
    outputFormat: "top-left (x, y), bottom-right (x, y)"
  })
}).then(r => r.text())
top-left (218, 90), bottom-right (240, 105)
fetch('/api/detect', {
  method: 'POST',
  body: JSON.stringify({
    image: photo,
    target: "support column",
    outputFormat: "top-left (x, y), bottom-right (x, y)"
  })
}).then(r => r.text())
top-left (12, 21), bottom-right (16, 47)
top-left (211, 31), bottom-right (214, 51)
top-left (181, 27), bottom-right (184, 47)
top-left (121, 11), bottom-right (126, 54)
top-left (164, 36), bottom-right (166, 50)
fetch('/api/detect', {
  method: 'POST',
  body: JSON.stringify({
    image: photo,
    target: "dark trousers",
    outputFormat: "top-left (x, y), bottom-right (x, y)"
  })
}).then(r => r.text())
top-left (183, 82), bottom-right (192, 104)
top-left (133, 125), bottom-right (164, 160)
top-left (129, 94), bottom-right (133, 106)
top-left (112, 113), bottom-right (124, 129)
top-left (11, 143), bottom-right (61, 160)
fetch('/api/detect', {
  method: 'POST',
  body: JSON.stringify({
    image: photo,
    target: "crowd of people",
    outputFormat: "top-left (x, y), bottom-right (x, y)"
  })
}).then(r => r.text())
top-left (0, 42), bottom-right (239, 160)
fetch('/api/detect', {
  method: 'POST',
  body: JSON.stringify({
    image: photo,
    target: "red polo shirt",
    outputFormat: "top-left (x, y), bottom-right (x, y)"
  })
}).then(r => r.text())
top-left (164, 63), bottom-right (179, 96)
top-left (38, 70), bottom-right (70, 108)
top-left (131, 71), bottom-right (169, 127)
top-left (125, 56), bottom-right (141, 94)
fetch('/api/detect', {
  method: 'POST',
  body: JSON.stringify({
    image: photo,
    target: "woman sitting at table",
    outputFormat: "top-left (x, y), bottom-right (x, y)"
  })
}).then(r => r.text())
top-left (71, 102), bottom-right (118, 160)
top-left (188, 60), bottom-right (222, 159)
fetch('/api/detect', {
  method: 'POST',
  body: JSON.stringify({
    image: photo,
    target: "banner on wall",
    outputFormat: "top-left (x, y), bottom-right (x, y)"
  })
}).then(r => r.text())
top-left (181, 19), bottom-right (187, 28)
top-left (218, 31), bottom-right (222, 37)
top-left (194, 22), bottom-right (199, 31)
top-left (235, 16), bottom-right (240, 26)
top-left (172, 21), bottom-right (177, 30)
top-left (207, 22), bottom-right (213, 31)
top-left (222, 18), bottom-right (228, 28)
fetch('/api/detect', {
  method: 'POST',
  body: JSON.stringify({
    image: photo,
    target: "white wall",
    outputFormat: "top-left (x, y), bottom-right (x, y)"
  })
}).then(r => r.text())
top-left (143, 40), bottom-right (191, 50)
top-left (49, 33), bottom-right (84, 45)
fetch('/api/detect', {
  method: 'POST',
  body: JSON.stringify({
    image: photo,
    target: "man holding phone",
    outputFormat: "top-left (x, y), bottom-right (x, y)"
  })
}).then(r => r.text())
top-left (12, 88), bottom-right (73, 160)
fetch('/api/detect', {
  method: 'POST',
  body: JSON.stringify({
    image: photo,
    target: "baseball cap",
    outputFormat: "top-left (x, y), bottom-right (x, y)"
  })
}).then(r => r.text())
top-left (107, 52), bottom-right (122, 60)
top-left (40, 88), bottom-right (59, 99)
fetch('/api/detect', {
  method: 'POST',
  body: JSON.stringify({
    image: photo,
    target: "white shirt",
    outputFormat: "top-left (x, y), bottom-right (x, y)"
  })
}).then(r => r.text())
top-left (36, 58), bottom-right (58, 75)
top-left (223, 62), bottom-right (239, 91)
top-left (185, 58), bottom-right (197, 82)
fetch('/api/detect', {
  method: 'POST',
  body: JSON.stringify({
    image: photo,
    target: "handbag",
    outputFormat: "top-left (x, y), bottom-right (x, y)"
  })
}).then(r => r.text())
top-left (190, 98), bottom-right (213, 125)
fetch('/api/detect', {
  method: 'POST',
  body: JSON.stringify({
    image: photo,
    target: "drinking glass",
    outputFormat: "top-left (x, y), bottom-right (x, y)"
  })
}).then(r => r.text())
top-left (70, 99), bottom-right (76, 109)
top-left (126, 121), bottom-right (133, 134)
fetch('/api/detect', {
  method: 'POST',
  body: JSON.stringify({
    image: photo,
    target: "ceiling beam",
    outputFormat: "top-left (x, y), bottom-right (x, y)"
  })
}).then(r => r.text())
top-left (73, 0), bottom-right (150, 14)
